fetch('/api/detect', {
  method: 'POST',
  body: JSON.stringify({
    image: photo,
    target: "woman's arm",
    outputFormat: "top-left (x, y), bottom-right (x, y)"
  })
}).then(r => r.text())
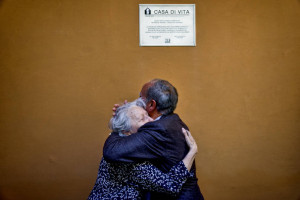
top-left (129, 161), bottom-right (190, 196)
top-left (128, 128), bottom-right (198, 196)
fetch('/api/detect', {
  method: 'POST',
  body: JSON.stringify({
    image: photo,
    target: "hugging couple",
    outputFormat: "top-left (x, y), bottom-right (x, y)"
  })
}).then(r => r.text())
top-left (88, 79), bottom-right (204, 200)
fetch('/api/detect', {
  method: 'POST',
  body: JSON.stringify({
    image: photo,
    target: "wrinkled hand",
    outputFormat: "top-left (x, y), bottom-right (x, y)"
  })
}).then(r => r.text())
top-left (182, 128), bottom-right (198, 154)
top-left (112, 100), bottom-right (127, 116)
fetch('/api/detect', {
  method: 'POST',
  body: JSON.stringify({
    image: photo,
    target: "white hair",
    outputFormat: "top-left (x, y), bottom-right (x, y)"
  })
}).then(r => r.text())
top-left (108, 98), bottom-right (146, 134)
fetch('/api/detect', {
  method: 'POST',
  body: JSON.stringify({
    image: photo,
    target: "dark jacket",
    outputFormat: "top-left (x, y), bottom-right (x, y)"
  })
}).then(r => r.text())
top-left (103, 113), bottom-right (204, 200)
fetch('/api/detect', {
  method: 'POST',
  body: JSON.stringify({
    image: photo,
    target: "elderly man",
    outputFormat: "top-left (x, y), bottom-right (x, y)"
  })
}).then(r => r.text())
top-left (103, 79), bottom-right (204, 200)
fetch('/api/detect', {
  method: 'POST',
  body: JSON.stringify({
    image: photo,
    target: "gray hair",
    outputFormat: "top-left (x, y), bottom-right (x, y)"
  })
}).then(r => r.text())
top-left (146, 79), bottom-right (178, 115)
top-left (108, 98), bottom-right (146, 134)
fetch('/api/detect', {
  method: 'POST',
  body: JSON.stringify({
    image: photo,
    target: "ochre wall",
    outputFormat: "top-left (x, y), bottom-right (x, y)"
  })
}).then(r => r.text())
top-left (0, 0), bottom-right (299, 199)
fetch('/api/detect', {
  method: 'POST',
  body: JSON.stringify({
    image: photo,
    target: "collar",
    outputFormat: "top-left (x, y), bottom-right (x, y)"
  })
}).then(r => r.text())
top-left (119, 132), bottom-right (127, 137)
top-left (154, 115), bottom-right (162, 121)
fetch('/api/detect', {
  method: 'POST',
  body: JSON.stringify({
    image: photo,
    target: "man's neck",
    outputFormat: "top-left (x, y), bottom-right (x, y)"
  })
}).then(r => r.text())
top-left (150, 112), bottom-right (162, 120)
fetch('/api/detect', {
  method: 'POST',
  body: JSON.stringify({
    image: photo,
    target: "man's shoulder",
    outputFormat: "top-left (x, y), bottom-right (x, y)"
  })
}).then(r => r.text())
top-left (138, 113), bottom-right (179, 128)
top-left (142, 113), bottom-right (188, 132)
top-left (160, 113), bottom-right (181, 121)
top-left (159, 113), bottom-right (187, 127)
top-left (138, 119), bottom-right (166, 133)
top-left (136, 113), bottom-right (188, 136)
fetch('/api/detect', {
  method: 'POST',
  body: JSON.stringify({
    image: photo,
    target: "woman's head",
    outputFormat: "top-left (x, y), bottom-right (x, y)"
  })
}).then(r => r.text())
top-left (109, 99), bottom-right (153, 135)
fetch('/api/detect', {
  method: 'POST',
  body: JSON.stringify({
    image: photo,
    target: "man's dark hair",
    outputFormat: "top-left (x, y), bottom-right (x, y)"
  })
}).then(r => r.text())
top-left (146, 79), bottom-right (178, 115)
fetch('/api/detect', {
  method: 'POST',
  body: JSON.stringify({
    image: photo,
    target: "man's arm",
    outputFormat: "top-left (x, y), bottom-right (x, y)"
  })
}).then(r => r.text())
top-left (103, 122), bottom-right (167, 162)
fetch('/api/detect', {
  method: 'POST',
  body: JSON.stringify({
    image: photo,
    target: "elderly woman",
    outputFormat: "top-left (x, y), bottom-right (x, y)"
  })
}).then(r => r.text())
top-left (88, 99), bottom-right (198, 200)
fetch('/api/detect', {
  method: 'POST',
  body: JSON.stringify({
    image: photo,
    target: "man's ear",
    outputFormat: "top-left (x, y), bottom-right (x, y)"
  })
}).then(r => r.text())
top-left (147, 100), bottom-right (157, 112)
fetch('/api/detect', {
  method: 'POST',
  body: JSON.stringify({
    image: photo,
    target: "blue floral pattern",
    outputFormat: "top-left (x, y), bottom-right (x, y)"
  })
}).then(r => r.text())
top-left (88, 158), bottom-right (191, 200)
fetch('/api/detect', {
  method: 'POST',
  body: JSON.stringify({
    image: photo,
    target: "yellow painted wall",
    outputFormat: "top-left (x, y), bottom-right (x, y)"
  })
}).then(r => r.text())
top-left (0, 0), bottom-right (299, 199)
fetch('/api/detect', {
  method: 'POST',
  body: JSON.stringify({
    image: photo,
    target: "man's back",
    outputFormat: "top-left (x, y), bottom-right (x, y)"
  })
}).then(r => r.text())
top-left (140, 114), bottom-right (202, 200)
top-left (139, 114), bottom-right (189, 171)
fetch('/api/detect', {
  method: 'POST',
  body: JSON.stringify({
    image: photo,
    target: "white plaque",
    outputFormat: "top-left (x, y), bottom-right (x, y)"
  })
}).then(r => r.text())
top-left (139, 4), bottom-right (196, 46)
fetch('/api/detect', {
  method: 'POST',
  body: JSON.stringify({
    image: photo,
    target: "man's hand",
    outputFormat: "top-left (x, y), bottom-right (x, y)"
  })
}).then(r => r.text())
top-left (112, 100), bottom-right (128, 116)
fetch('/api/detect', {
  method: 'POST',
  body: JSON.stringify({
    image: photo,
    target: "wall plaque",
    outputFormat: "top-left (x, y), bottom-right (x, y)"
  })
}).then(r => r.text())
top-left (139, 4), bottom-right (196, 46)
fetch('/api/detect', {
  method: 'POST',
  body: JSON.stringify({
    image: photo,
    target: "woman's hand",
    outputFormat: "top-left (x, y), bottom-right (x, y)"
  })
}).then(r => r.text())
top-left (181, 128), bottom-right (198, 171)
top-left (182, 128), bottom-right (198, 154)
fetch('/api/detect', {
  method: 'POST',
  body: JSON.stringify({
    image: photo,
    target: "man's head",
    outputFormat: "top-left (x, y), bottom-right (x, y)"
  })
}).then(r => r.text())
top-left (109, 99), bottom-right (153, 135)
top-left (140, 79), bottom-right (178, 118)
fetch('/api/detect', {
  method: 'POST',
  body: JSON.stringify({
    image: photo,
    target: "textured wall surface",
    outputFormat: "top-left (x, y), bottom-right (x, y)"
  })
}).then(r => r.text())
top-left (0, 0), bottom-right (299, 199)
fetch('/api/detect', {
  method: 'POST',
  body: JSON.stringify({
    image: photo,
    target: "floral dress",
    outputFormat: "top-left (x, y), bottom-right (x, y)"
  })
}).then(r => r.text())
top-left (88, 158), bottom-right (192, 200)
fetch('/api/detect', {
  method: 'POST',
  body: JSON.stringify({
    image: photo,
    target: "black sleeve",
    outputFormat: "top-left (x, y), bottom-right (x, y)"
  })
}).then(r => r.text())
top-left (103, 123), bottom-right (167, 162)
